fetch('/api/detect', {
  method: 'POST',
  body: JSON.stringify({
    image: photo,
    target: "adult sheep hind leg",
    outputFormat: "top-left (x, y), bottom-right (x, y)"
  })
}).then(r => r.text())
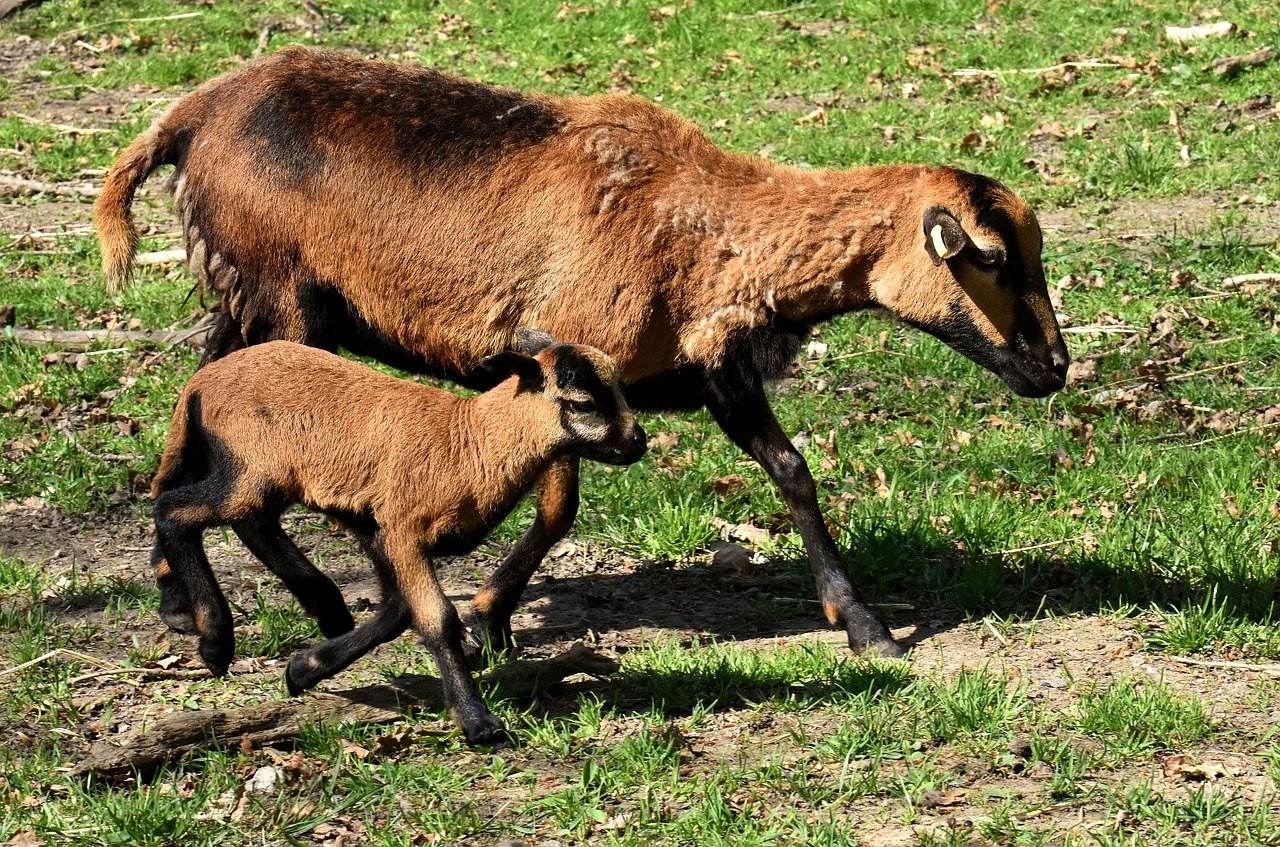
top-left (704, 371), bottom-right (906, 659)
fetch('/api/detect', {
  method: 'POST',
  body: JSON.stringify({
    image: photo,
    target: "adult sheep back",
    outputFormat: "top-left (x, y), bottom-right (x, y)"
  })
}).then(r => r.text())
top-left (96, 46), bottom-right (1070, 658)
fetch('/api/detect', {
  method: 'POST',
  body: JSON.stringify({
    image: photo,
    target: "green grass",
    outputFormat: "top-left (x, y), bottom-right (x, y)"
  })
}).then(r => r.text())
top-left (3, 0), bottom-right (1280, 843)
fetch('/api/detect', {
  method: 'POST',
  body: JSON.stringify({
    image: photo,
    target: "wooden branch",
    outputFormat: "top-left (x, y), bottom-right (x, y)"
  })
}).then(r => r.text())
top-left (0, 174), bottom-right (100, 198)
top-left (0, 0), bottom-right (47, 20)
top-left (134, 249), bottom-right (188, 266)
top-left (1222, 272), bottom-right (1280, 287)
top-left (4, 326), bottom-right (211, 351)
top-left (1212, 46), bottom-right (1277, 76)
top-left (951, 60), bottom-right (1119, 78)
top-left (1169, 655), bottom-right (1280, 675)
top-left (73, 643), bottom-right (620, 780)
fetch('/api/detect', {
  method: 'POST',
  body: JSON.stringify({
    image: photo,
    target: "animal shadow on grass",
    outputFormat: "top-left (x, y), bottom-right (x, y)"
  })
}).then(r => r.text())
top-left (506, 518), bottom-right (1278, 660)
top-left (22, 515), bottom-right (1277, 725)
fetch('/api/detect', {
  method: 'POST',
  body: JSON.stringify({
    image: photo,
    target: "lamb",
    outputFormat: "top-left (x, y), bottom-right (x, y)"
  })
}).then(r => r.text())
top-left (97, 46), bottom-right (1070, 659)
top-left (149, 332), bottom-right (647, 744)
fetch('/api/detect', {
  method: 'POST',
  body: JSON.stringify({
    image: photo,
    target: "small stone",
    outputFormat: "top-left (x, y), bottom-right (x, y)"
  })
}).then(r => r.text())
top-left (245, 766), bottom-right (280, 795)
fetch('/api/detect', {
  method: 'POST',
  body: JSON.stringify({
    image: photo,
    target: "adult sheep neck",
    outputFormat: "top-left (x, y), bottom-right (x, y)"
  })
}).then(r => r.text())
top-left (96, 46), bottom-right (1071, 658)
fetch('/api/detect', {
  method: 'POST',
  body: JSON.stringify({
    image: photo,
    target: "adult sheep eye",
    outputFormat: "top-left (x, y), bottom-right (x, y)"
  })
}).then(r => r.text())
top-left (567, 398), bottom-right (597, 414)
top-left (975, 249), bottom-right (1005, 269)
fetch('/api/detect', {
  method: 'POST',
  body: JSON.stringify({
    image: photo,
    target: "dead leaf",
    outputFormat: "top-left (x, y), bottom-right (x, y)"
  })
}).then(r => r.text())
top-left (649, 431), bottom-right (679, 453)
top-left (709, 474), bottom-right (747, 496)
top-left (339, 739), bottom-right (370, 760)
top-left (713, 518), bottom-right (771, 546)
top-left (1162, 754), bottom-right (1229, 781)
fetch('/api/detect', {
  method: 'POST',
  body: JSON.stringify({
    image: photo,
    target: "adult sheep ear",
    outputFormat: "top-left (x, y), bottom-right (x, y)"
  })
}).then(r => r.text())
top-left (514, 328), bottom-right (558, 356)
top-left (476, 351), bottom-right (546, 393)
top-left (922, 207), bottom-right (969, 266)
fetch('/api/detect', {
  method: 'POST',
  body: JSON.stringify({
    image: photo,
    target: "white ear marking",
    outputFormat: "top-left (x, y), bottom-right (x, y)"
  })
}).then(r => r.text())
top-left (930, 224), bottom-right (953, 259)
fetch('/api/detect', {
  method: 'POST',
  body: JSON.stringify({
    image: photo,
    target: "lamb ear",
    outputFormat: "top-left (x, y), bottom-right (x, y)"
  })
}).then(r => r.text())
top-left (476, 351), bottom-right (546, 393)
top-left (922, 207), bottom-right (969, 266)
top-left (514, 328), bottom-right (558, 356)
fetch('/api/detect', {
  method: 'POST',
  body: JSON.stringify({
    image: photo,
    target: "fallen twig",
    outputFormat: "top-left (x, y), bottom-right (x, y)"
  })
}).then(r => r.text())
top-left (4, 325), bottom-right (211, 351)
top-left (1154, 419), bottom-right (1280, 452)
top-left (982, 618), bottom-right (1011, 648)
top-left (1221, 272), bottom-right (1280, 287)
top-left (1211, 46), bottom-right (1277, 77)
top-left (951, 60), bottom-right (1119, 78)
top-left (1169, 655), bottom-right (1280, 676)
top-left (1059, 324), bottom-right (1139, 335)
top-left (73, 642), bottom-right (620, 780)
top-left (135, 249), bottom-right (188, 266)
top-left (13, 113), bottom-right (109, 137)
top-left (0, 174), bottom-right (100, 198)
top-left (57, 420), bottom-right (142, 463)
top-left (995, 535), bottom-right (1091, 556)
top-left (69, 667), bottom-right (212, 685)
top-left (0, 648), bottom-right (116, 681)
top-left (59, 11), bottom-right (201, 37)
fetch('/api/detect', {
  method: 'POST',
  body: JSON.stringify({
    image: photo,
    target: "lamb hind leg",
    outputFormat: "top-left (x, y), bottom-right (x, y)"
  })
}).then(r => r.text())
top-left (232, 514), bottom-right (355, 638)
top-left (705, 376), bottom-right (906, 659)
top-left (467, 457), bottom-right (580, 662)
top-left (153, 487), bottom-right (236, 674)
top-left (152, 542), bottom-right (198, 634)
top-left (285, 529), bottom-right (410, 694)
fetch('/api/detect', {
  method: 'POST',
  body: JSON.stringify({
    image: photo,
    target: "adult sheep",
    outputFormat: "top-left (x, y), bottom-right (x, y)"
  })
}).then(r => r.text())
top-left (96, 46), bottom-right (1070, 659)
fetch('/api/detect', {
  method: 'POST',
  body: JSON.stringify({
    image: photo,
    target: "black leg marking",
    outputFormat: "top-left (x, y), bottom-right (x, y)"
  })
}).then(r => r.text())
top-left (152, 541), bottom-right (198, 634)
top-left (705, 371), bottom-right (905, 658)
top-left (153, 486), bottom-right (236, 673)
top-left (468, 458), bottom-right (580, 664)
top-left (232, 515), bottom-right (354, 638)
top-left (285, 529), bottom-right (408, 694)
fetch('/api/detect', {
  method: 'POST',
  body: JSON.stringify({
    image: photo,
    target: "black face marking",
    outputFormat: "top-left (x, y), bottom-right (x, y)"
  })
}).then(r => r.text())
top-left (241, 51), bottom-right (565, 186)
top-left (552, 349), bottom-right (618, 417)
top-left (905, 302), bottom-right (1060, 398)
top-left (952, 170), bottom-right (1032, 290)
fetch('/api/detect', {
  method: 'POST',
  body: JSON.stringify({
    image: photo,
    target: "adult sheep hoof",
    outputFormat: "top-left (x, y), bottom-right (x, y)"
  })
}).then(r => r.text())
top-left (845, 618), bottom-right (909, 660)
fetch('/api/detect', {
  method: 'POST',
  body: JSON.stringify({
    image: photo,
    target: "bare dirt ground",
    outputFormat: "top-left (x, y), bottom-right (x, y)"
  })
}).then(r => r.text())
top-left (3, 33), bottom-right (1280, 842)
top-left (2, 499), bottom-right (1278, 844)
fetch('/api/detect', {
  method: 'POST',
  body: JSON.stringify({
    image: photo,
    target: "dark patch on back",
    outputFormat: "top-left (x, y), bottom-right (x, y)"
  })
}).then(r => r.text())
top-left (243, 94), bottom-right (328, 184)
top-left (241, 50), bottom-right (565, 184)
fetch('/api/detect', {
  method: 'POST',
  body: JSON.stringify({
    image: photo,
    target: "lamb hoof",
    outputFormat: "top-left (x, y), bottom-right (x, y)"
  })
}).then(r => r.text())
top-left (461, 713), bottom-right (508, 747)
top-left (285, 650), bottom-right (333, 695)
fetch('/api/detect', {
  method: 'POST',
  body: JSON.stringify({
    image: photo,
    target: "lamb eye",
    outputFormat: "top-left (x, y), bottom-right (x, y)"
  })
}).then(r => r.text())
top-left (567, 398), bottom-right (597, 414)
